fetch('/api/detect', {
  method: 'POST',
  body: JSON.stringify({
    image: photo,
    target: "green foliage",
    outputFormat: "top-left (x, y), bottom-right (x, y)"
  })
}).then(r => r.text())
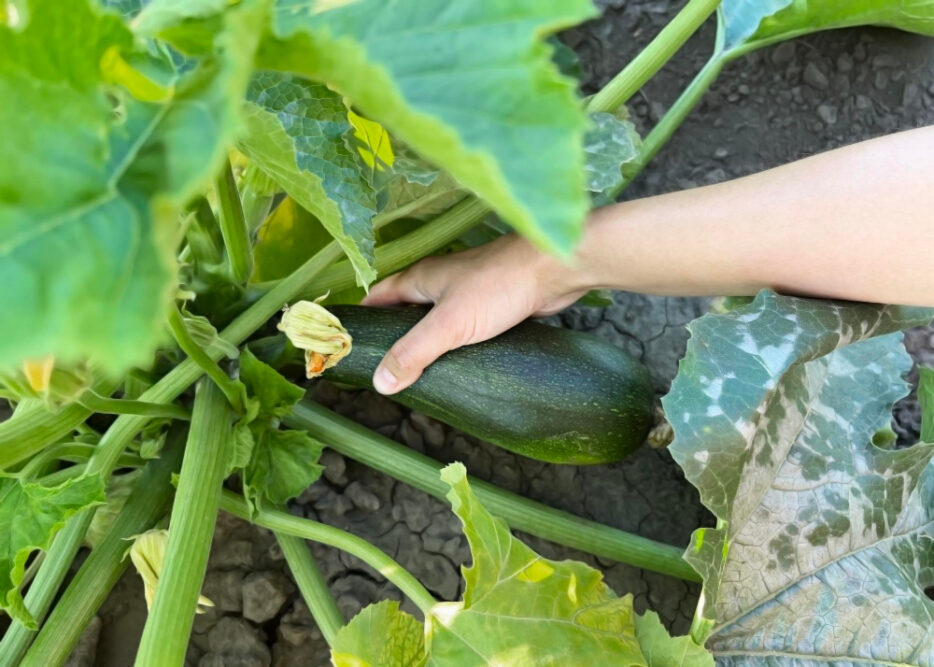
top-left (920, 366), bottom-right (934, 443)
top-left (664, 291), bottom-right (934, 663)
top-left (331, 600), bottom-right (426, 667)
top-left (0, 474), bottom-right (105, 627)
top-left (583, 111), bottom-right (642, 205)
top-left (252, 199), bottom-right (336, 283)
top-left (0, 0), bottom-right (264, 376)
top-left (257, 0), bottom-right (596, 256)
top-left (240, 72), bottom-right (378, 286)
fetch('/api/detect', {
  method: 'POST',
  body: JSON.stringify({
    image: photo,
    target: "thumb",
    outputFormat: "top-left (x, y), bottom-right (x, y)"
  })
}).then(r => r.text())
top-left (372, 306), bottom-right (463, 395)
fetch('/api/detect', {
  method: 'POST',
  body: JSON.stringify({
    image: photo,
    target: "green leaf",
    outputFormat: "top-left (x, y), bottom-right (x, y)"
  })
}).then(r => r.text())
top-left (240, 71), bottom-right (378, 286)
top-left (633, 610), bottom-right (713, 667)
top-left (720, 0), bottom-right (934, 56)
top-left (664, 290), bottom-right (934, 664)
top-left (244, 429), bottom-right (324, 507)
top-left (584, 111), bottom-right (641, 205)
top-left (252, 198), bottom-right (337, 283)
top-left (238, 347), bottom-right (305, 421)
top-left (920, 366), bottom-right (934, 443)
top-left (427, 462), bottom-right (645, 666)
top-left (0, 474), bottom-right (105, 627)
top-left (258, 0), bottom-right (595, 256)
top-left (332, 600), bottom-right (426, 667)
top-left (0, 0), bottom-right (264, 375)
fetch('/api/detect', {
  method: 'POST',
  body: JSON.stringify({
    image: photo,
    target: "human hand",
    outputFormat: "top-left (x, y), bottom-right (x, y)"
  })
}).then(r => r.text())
top-left (361, 233), bottom-right (590, 394)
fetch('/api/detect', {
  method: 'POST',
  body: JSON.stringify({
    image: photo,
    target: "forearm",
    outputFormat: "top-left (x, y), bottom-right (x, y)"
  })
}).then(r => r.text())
top-left (573, 126), bottom-right (934, 306)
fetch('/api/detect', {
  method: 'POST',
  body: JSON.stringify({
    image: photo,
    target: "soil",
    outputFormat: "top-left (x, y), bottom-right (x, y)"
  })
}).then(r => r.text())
top-left (51, 3), bottom-right (934, 665)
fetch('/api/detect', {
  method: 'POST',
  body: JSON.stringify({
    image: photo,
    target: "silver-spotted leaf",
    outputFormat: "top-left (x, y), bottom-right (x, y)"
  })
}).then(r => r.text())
top-left (584, 111), bottom-right (641, 205)
top-left (0, 474), bottom-right (105, 627)
top-left (0, 0), bottom-right (264, 375)
top-left (258, 0), bottom-right (595, 256)
top-left (664, 290), bottom-right (934, 664)
top-left (331, 600), bottom-right (426, 667)
top-left (240, 72), bottom-right (378, 286)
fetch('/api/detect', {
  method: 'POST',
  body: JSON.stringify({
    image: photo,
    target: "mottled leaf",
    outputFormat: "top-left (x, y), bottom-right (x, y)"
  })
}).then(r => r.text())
top-left (258, 0), bottom-right (595, 256)
top-left (0, 474), bottom-right (105, 627)
top-left (332, 600), bottom-right (426, 667)
top-left (244, 429), bottom-right (324, 507)
top-left (719, 0), bottom-right (794, 51)
top-left (0, 0), bottom-right (263, 375)
top-left (633, 610), bottom-right (713, 667)
top-left (584, 111), bottom-right (641, 205)
top-left (664, 290), bottom-right (934, 664)
top-left (240, 72), bottom-right (377, 286)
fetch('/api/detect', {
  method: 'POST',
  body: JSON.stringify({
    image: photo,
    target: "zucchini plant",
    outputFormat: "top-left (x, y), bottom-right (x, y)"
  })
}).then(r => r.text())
top-left (1, 0), bottom-right (933, 665)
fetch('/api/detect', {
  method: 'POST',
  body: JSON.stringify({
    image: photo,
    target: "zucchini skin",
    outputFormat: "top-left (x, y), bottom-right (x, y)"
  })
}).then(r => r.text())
top-left (324, 306), bottom-right (653, 465)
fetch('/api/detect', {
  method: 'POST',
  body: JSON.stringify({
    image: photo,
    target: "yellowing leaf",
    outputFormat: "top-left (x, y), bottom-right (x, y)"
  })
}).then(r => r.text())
top-left (348, 109), bottom-right (394, 170)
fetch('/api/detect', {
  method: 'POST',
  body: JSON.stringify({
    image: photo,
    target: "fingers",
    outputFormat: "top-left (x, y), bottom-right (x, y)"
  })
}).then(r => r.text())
top-left (372, 306), bottom-right (465, 395)
top-left (361, 260), bottom-right (439, 307)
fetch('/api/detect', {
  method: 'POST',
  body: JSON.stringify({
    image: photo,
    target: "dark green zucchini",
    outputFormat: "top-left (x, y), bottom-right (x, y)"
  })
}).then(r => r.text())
top-left (323, 305), bottom-right (653, 465)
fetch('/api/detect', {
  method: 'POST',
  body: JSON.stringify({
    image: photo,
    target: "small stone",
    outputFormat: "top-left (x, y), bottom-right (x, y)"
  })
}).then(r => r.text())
top-left (203, 569), bottom-right (245, 612)
top-left (836, 53), bottom-right (853, 73)
top-left (242, 571), bottom-right (293, 623)
top-left (297, 482), bottom-right (329, 505)
top-left (770, 41), bottom-right (796, 65)
top-left (803, 62), bottom-right (829, 90)
top-left (207, 617), bottom-right (270, 660)
top-left (210, 539), bottom-right (253, 570)
top-left (344, 481), bottom-right (381, 511)
top-left (64, 616), bottom-right (102, 667)
top-left (874, 70), bottom-right (889, 91)
top-left (872, 53), bottom-right (900, 68)
top-left (855, 94), bottom-right (873, 110)
top-left (903, 82), bottom-right (921, 107)
top-left (713, 147), bottom-right (729, 160)
top-left (199, 654), bottom-right (268, 667)
top-left (398, 419), bottom-right (425, 452)
top-left (320, 450), bottom-right (348, 486)
top-left (816, 104), bottom-right (838, 125)
top-left (737, 84), bottom-right (750, 96)
top-left (314, 489), bottom-right (354, 516)
top-left (409, 412), bottom-right (445, 449)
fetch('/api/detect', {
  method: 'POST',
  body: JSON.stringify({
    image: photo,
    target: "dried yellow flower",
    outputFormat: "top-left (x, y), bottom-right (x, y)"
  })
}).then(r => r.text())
top-left (277, 298), bottom-right (352, 378)
top-left (128, 529), bottom-right (214, 613)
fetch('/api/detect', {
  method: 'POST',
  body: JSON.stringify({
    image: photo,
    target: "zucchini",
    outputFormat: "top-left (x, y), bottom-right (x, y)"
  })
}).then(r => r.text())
top-left (323, 305), bottom-right (653, 464)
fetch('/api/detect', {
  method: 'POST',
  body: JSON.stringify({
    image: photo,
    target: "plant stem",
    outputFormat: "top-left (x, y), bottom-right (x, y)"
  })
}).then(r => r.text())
top-left (240, 164), bottom-right (277, 234)
top-left (608, 54), bottom-right (725, 200)
top-left (136, 382), bottom-right (232, 667)
top-left (18, 443), bottom-right (141, 480)
top-left (586, 0), bottom-right (721, 113)
top-left (77, 391), bottom-right (191, 422)
top-left (220, 492), bottom-right (437, 614)
top-left (286, 402), bottom-right (699, 583)
top-left (0, 377), bottom-right (120, 471)
top-left (276, 532), bottom-right (344, 644)
top-left (21, 432), bottom-right (185, 667)
top-left (214, 158), bottom-right (254, 284)
top-left (0, 243), bottom-right (345, 662)
top-left (184, 197), bottom-right (225, 268)
top-left (295, 197), bottom-right (490, 301)
top-left (167, 304), bottom-right (244, 413)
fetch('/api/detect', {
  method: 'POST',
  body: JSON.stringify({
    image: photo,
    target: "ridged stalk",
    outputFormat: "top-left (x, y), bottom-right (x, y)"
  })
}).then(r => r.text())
top-left (285, 402), bottom-right (699, 582)
top-left (277, 533), bottom-right (344, 644)
top-left (214, 159), bottom-right (254, 284)
top-left (21, 432), bottom-right (185, 667)
top-left (135, 382), bottom-right (232, 666)
top-left (221, 493), bottom-right (436, 614)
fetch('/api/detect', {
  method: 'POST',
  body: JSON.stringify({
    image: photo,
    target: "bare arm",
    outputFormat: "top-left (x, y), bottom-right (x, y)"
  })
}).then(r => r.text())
top-left (363, 126), bottom-right (934, 394)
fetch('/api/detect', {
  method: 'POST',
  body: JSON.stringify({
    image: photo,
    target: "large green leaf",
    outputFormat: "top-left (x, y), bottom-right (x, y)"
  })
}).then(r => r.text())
top-left (257, 0), bottom-right (595, 256)
top-left (240, 71), bottom-right (378, 285)
top-left (583, 111), bottom-right (641, 206)
top-left (664, 290), bottom-right (934, 664)
top-left (720, 0), bottom-right (934, 56)
top-left (0, 0), bottom-right (263, 375)
top-left (331, 600), bottom-right (426, 667)
top-left (243, 428), bottom-right (323, 507)
top-left (0, 474), bottom-right (105, 627)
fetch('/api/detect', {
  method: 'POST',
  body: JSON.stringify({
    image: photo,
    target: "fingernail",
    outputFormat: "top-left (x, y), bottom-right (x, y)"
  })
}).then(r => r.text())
top-left (373, 366), bottom-right (399, 394)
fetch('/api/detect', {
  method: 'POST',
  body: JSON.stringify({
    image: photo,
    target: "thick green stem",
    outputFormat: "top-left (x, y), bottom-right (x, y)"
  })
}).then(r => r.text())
top-left (286, 402), bottom-right (699, 582)
top-left (167, 305), bottom-right (244, 413)
top-left (77, 391), bottom-right (191, 422)
top-left (609, 54), bottom-right (725, 200)
top-left (0, 242), bottom-right (344, 661)
top-left (277, 532), bottom-right (344, 645)
top-left (18, 443), bottom-right (141, 480)
top-left (21, 433), bottom-right (185, 667)
top-left (214, 159), bottom-right (254, 284)
top-left (586, 0), bottom-right (721, 113)
top-left (221, 492), bottom-right (436, 614)
top-left (136, 382), bottom-right (232, 667)
top-left (295, 197), bottom-right (490, 301)
top-left (0, 377), bottom-right (120, 470)
top-left (184, 197), bottom-right (225, 268)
